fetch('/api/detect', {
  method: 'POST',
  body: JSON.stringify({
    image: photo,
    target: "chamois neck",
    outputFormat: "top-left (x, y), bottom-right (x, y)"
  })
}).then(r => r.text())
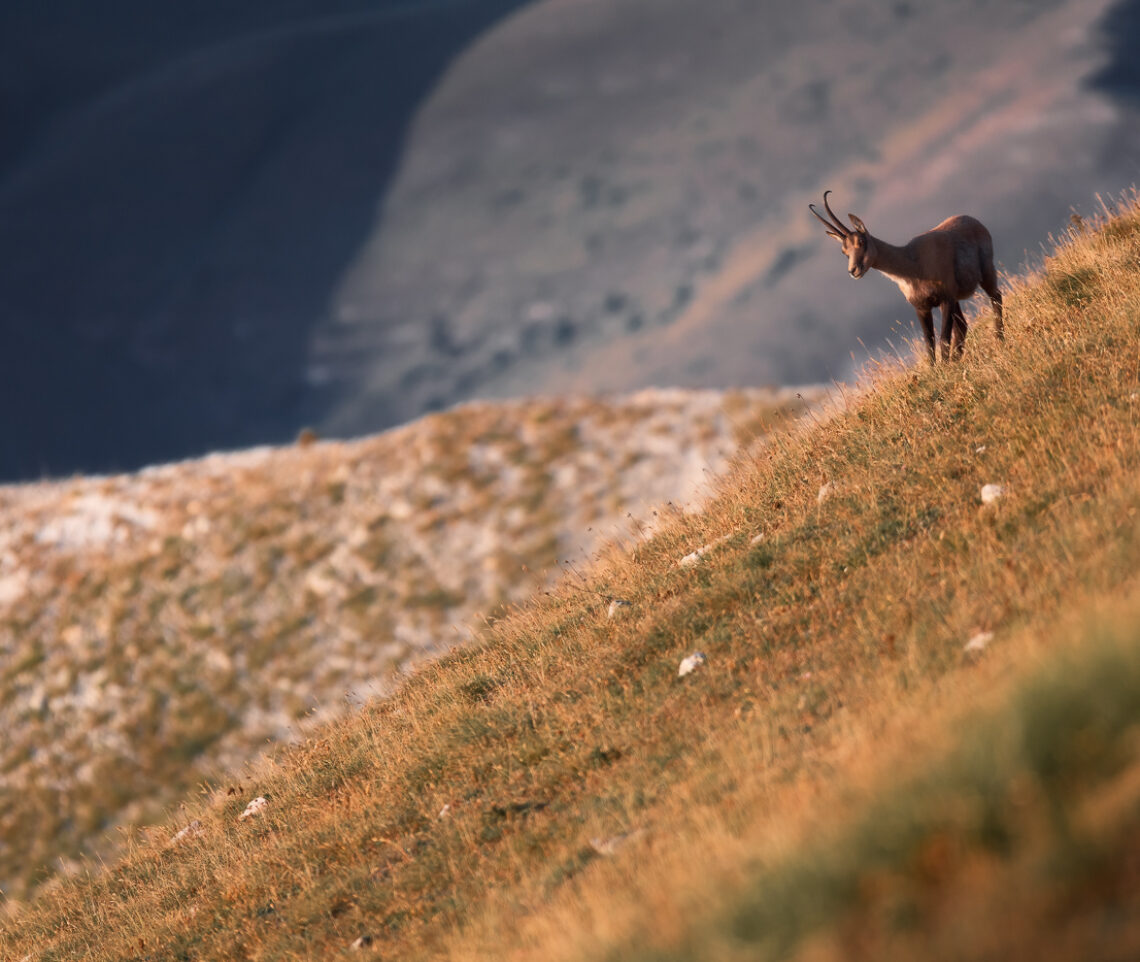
top-left (868, 235), bottom-right (919, 278)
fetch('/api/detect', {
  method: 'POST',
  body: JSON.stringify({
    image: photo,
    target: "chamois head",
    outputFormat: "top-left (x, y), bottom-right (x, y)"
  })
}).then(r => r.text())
top-left (809, 190), bottom-right (873, 279)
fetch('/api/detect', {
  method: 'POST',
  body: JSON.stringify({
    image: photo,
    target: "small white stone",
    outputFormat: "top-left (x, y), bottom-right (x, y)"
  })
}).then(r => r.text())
top-left (238, 796), bottom-right (268, 821)
top-left (678, 652), bottom-right (708, 678)
top-left (750, 533), bottom-right (765, 546)
top-left (169, 820), bottom-right (204, 846)
top-left (817, 482), bottom-right (834, 504)
top-left (975, 445), bottom-right (987, 454)
top-left (588, 828), bottom-right (647, 857)
top-left (964, 631), bottom-right (994, 654)
top-left (980, 484), bottom-right (1006, 505)
top-left (678, 533), bottom-right (732, 567)
top-left (607, 598), bottom-right (632, 619)
top-left (350, 934), bottom-right (374, 951)
top-left (438, 803), bottom-right (452, 819)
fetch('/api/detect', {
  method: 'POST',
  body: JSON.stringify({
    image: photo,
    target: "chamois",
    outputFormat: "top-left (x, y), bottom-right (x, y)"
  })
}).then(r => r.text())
top-left (809, 191), bottom-right (1003, 363)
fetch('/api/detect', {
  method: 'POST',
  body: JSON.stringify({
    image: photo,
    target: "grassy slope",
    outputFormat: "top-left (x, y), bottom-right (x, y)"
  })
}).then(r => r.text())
top-left (0, 388), bottom-right (810, 902)
top-left (4, 193), bottom-right (1140, 960)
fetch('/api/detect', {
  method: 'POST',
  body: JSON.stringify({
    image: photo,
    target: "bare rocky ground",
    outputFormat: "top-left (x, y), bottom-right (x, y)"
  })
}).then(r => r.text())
top-left (0, 385), bottom-right (821, 901)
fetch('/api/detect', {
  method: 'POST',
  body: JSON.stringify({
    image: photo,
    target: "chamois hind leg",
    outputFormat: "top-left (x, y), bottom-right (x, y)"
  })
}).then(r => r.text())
top-left (981, 257), bottom-right (1004, 342)
top-left (939, 301), bottom-right (959, 363)
top-left (916, 307), bottom-right (936, 365)
top-left (950, 303), bottom-right (968, 359)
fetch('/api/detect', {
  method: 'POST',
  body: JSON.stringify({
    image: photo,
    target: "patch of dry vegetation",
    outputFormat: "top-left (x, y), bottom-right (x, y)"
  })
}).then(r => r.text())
top-left (0, 388), bottom-right (813, 900)
top-left (4, 192), bottom-right (1140, 960)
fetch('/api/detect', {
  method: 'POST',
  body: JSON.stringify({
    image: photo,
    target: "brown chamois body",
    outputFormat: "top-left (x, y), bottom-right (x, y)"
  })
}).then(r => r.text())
top-left (809, 191), bottom-right (1004, 363)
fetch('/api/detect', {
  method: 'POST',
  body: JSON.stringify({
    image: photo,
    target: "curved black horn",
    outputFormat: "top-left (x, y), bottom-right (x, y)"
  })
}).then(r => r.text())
top-left (808, 203), bottom-right (838, 232)
top-left (822, 190), bottom-right (848, 233)
top-left (809, 190), bottom-right (849, 236)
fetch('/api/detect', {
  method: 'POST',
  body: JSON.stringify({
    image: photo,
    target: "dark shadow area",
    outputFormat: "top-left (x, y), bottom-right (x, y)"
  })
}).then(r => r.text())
top-left (0, 0), bottom-right (535, 480)
top-left (1089, 0), bottom-right (1140, 102)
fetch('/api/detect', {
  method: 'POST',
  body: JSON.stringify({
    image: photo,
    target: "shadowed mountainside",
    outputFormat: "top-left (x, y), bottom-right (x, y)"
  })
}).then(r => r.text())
top-left (0, 0), bottom-right (534, 480)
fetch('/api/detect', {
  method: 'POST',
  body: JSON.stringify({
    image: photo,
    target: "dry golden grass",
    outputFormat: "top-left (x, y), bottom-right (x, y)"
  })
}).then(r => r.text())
top-left (3, 192), bottom-right (1140, 960)
top-left (0, 388), bottom-right (811, 902)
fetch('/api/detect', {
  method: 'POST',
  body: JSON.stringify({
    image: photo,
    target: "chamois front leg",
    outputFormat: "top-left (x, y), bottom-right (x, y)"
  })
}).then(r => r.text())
top-left (916, 307), bottom-right (936, 365)
top-left (950, 303), bottom-right (968, 360)
top-left (986, 288), bottom-right (1004, 342)
top-left (939, 300), bottom-right (960, 363)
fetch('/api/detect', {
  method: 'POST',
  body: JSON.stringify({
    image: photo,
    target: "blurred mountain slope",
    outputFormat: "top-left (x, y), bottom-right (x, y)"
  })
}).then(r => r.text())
top-left (324, 0), bottom-right (1135, 428)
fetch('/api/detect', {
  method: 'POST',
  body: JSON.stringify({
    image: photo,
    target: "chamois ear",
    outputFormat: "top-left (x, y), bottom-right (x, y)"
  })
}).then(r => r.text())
top-left (848, 213), bottom-right (868, 234)
top-left (825, 228), bottom-right (844, 241)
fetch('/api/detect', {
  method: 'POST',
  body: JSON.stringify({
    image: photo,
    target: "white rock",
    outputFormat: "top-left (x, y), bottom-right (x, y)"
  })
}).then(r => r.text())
top-left (980, 484), bottom-right (1006, 505)
top-left (607, 598), bottom-right (632, 619)
top-left (678, 532), bottom-right (732, 567)
top-left (817, 482), bottom-right (834, 504)
top-left (169, 819), bottom-right (204, 846)
top-left (35, 494), bottom-right (159, 548)
top-left (438, 803), bottom-right (452, 819)
top-left (588, 828), bottom-right (647, 857)
top-left (750, 533), bottom-right (765, 546)
top-left (238, 796), bottom-right (268, 821)
top-left (350, 934), bottom-right (374, 951)
top-left (964, 631), bottom-right (994, 654)
top-left (678, 652), bottom-right (708, 677)
top-left (975, 445), bottom-right (987, 454)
